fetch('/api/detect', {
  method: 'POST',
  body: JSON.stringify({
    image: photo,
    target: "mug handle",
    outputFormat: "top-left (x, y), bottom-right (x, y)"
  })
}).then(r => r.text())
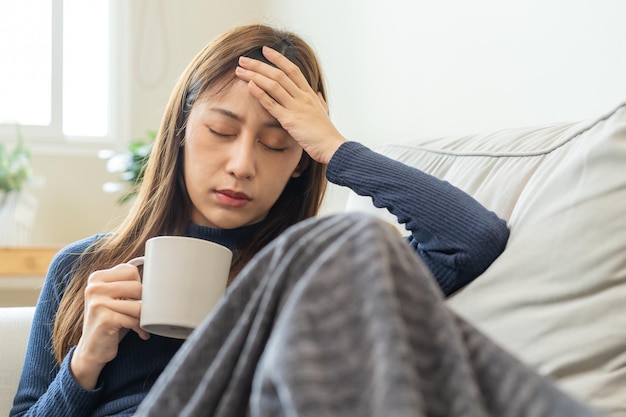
top-left (127, 256), bottom-right (145, 267)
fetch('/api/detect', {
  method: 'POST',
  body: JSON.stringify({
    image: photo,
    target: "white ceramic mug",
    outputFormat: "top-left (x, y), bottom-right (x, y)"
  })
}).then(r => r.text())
top-left (128, 236), bottom-right (233, 339)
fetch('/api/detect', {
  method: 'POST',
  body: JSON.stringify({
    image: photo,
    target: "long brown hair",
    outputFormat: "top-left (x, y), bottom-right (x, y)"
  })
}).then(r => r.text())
top-left (52, 24), bottom-right (328, 363)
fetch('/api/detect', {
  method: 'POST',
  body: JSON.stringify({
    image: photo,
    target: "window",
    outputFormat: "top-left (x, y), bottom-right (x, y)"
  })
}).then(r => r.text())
top-left (0, 0), bottom-right (112, 141)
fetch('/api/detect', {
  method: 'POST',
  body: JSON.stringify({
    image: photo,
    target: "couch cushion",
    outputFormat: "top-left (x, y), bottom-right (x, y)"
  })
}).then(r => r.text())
top-left (345, 103), bottom-right (626, 416)
top-left (0, 306), bottom-right (35, 417)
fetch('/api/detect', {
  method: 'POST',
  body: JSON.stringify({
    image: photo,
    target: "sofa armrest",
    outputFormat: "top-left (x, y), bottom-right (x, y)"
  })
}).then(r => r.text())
top-left (0, 306), bottom-right (35, 417)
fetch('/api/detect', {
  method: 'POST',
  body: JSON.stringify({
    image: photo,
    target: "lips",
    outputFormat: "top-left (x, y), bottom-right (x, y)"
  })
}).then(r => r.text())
top-left (215, 189), bottom-right (251, 208)
top-left (218, 189), bottom-right (250, 200)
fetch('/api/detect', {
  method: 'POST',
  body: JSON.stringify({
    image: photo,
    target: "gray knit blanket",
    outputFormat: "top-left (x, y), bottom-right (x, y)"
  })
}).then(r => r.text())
top-left (135, 214), bottom-right (602, 417)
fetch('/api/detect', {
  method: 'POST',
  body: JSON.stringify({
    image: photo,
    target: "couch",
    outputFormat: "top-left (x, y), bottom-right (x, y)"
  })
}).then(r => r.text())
top-left (1, 102), bottom-right (625, 417)
top-left (1, 306), bottom-right (34, 416)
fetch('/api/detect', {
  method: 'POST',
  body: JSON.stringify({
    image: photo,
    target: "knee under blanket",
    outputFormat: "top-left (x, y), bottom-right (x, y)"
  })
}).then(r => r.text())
top-left (135, 213), bottom-right (602, 417)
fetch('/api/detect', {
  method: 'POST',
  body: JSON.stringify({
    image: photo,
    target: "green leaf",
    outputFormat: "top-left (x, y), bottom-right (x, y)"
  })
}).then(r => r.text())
top-left (105, 129), bottom-right (156, 204)
top-left (0, 128), bottom-right (32, 192)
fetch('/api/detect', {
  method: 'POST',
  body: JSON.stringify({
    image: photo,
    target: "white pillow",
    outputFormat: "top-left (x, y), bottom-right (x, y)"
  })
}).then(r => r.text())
top-left (345, 103), bottom-right (626, 416)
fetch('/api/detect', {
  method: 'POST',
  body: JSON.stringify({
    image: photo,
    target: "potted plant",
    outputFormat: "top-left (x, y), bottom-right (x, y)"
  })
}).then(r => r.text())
top-left (100, 130), bottom-right (155, 204)
top-left (0, 136), bottom-right (31, 193)
top-left (0, 130), bottom-right (37, 246)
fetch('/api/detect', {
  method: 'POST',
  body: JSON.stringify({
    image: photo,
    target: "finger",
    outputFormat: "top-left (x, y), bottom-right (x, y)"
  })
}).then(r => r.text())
top-left (246, 80), bottom-right (285, 121)
top-left (88, 263), bottom-right (142, 284)
top-left (237, 48), bottom-right (310, 99)
top-left (317, 91), bottom-right (329, 114)
top-left (106, 308), bottom-right (150, 341)
top-left (84, 297), bottom-right (148, 340)
top-left (235, 65), bottom-right (294, 107)
top-left (112, 304), bottom-right (150, 340)
top-left (85, 279), bottom-right (143, 302)
top-left (136, 328), bottom-right (151, 341)
top-left (261, 46), bottom-right (313, 92)
top-left (85, 294), bottom-right (143, 318)
top-left (236, 56), bottom-right (298, 100)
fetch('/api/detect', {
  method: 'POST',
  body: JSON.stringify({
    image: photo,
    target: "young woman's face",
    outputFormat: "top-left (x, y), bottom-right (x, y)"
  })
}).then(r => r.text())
top-left (183, 79), bottom-right (304, 229)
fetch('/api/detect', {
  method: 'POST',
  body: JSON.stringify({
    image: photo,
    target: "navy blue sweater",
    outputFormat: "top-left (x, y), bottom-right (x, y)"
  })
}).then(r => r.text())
top-left (10, 142), bottom-right (509, 416)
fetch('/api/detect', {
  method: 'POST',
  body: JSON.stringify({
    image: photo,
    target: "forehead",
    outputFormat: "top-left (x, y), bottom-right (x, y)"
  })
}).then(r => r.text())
top-left (197, 74), bottom-right (237, 102)
top-left (193, 78), bottom-right (278, 124)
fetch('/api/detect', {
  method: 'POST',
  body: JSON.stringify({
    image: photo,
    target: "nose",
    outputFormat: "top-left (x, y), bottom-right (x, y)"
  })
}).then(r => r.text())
top-left (225, 136), bottom-right (256, 180)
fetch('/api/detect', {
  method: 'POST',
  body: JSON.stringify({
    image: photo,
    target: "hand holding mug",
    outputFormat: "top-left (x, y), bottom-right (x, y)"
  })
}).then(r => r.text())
top-left (71, 263), bottom-right (148, 389)
top-left (69, 236), bottom-right (231, 389)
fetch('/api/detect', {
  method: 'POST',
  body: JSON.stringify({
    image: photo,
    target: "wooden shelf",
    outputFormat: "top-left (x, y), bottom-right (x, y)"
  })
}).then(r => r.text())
top-left (0, 247), bottom-right (60, 276)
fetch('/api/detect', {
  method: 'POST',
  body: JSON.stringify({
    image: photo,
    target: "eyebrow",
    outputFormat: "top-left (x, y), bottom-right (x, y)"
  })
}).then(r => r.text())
top-left (209, 107), bottom-right (283, 129)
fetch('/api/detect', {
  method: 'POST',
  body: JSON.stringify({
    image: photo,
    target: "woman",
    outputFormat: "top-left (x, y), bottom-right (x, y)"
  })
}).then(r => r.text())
top-left (10, 24), bottom-right (509, 416)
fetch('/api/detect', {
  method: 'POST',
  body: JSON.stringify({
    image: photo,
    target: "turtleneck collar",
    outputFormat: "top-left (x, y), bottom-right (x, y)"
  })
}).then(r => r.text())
top-left (185, 222), bottom-right (261, 253)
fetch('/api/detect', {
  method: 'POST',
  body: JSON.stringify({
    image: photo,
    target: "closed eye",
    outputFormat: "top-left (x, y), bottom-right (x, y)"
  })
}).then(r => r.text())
top-left (209, 128), bottom-right (235, 138)
top-left (259, 141), bottom-right (286, 152)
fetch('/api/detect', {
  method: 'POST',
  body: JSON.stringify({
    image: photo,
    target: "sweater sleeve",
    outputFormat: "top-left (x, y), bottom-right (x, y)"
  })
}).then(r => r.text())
top-left (10, 235), bottom-right (105, 417)
top-left (325, 141), bottom-right (510, 295)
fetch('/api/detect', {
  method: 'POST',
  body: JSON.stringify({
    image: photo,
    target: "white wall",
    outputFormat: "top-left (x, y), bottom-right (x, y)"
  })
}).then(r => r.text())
top-left (263, 0), bottom-right (626, 213)
top-left (266, 0), bottom-right (626, 142)
top-left (20, 0), bottom-right (626, 244)
top-left (123, 0), bottom-right (272, 140)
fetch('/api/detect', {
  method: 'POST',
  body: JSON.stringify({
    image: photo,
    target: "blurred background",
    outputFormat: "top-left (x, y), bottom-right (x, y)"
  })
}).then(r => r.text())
top-left (1, 0), bottom-right (625, 247)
